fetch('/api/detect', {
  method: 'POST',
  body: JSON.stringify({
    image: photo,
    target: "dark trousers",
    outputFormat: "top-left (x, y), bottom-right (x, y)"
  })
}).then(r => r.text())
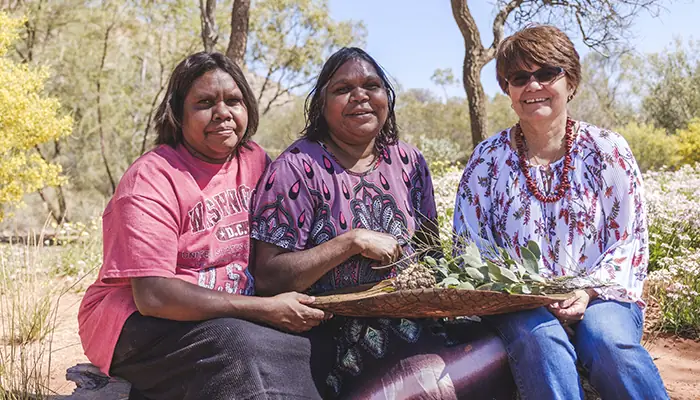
top-left (110, 313), bottom-right (333, 400)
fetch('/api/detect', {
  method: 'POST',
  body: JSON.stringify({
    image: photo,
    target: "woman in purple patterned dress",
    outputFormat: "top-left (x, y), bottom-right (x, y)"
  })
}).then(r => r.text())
top-left (250, 48), bottom-right (513, 399)
top-left (453, 26), bottom-right (668, 400)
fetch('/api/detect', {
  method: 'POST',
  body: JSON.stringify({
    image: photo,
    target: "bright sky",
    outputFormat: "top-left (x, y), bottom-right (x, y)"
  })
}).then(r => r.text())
top-left (328, 0), bottom-right (700, 98)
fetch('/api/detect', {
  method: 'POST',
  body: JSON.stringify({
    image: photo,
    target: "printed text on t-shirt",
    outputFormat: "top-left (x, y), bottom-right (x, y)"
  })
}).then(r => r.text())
top-left (187, 185), bottom-right (253, 233)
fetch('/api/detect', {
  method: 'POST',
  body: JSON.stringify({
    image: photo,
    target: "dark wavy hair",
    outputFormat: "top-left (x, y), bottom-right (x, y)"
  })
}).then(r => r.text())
top-left (154, 52), bottom-right (259, 148)
top-left (302, 47), bottom-right (398, 151)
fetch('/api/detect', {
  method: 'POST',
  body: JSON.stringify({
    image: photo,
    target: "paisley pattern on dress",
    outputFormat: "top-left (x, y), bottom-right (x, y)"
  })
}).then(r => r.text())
top-left (350, 177), bottom-right (410, 246)
top-left (308, 189), bottom-right (336, 247)
top-left (249, 194), bottom-right (298, 250)
top-left (409, 160), bottom-right (427, 222)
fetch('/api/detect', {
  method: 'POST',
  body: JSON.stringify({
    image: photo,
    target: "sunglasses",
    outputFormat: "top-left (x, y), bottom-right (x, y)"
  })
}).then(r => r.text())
top-left (506, 66), bottom-right (565, 87)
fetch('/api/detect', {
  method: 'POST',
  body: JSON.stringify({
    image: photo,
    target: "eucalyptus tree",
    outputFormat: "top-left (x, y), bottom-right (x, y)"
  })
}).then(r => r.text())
top-left (450, 0), bottom-right (671, 147)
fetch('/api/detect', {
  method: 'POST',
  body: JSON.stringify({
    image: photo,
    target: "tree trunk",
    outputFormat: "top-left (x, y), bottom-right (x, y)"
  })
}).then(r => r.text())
top-left (451, 0), bottom-right (521, 148)
top-left (226, 0), bottom-right (250, 66)
top-left (34, 145), bottom-right (69, 224)
top-left (450, 0), bottom-right (490, 148)
top-left (462, 58), bottom-right (488, 147)
top-left (97, 24), bottom-right (117, 194)
top-left (199, 0), bottom-right (218, 52)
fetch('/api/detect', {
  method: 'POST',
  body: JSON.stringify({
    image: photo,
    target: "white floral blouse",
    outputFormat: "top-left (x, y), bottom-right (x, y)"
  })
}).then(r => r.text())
top-left (453, 121), bottom-right (648, 306)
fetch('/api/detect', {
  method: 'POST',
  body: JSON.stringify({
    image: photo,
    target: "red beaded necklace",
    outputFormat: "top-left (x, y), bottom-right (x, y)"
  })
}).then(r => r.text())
top-left (514, 118), bottom-right (575, 203)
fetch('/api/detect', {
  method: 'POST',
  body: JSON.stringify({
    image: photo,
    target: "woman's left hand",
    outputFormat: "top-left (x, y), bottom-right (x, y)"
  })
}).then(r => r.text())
top-left (548, 289), bottom-right (593, 324)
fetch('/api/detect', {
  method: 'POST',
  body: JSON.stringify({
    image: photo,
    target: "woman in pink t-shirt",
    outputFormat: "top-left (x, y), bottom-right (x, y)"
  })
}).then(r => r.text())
top-left (78, 52), bottom-right (331, 399)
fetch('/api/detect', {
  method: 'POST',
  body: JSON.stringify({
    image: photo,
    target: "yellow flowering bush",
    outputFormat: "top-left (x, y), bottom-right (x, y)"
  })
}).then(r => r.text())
top-left (678, 118), bottom-right (700, 166)
top-left (616, 121), bottom-right (682, 171)
top-left (0, 13), bottom-right (72, 220)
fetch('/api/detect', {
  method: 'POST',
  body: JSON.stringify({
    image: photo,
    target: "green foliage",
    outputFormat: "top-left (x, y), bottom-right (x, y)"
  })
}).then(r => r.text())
top-left (0, 0), bottom-right (365, 227)
top-left (421, 240), bottom-right (604, 296)
top-left (0, 12), bottom-right (72, 221)
top-left (2, 0), bottom-right (201, 218)
top-left (678, 118), bottom-right (700, 165)
top-left (486, 93), bottom-right (517, 134)
top-left (255, 98), bottom-right (306, 158)
top-left (636, 39), bottom-right (700, 134)
top-left (569, 52), bottom-right (636, 129)
top-left (247, 0), bottom-right (366, 115)
top-left (396, 89), bottom-right (472, 164)
top-left (616, 122), bottom-right (682, 171)
top-left (430, 67), bottom-right (457, 100)
top-left (430, 68), bottom-right (456, 87)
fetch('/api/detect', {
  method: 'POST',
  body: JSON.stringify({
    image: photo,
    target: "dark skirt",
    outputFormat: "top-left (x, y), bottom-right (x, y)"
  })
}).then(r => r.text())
top-left (110, 312), bottom-right (334, 400)
top-left (111, 313), bottom-right (513, 400)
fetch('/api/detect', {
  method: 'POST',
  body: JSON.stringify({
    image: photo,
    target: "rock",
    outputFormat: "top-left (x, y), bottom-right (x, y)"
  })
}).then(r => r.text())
top-left (65, 364), bottom-right (131, 400)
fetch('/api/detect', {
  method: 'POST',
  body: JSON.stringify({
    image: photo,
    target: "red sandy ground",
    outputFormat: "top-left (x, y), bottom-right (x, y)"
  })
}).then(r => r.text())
top-left (45, 293), bottom-right (700, 399)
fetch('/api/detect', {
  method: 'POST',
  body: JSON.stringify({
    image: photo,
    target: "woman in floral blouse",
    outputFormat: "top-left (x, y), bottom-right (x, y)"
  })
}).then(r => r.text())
top-left (453, 25), bottom-right (668, 399)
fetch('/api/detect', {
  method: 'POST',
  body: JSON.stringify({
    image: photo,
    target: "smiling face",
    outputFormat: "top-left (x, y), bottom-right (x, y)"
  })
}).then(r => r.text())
top-left (322, 59), bottom-right (389, 146)
top-left (181, 69), bottom-right (248, 161)
top-left (507, 64), bottom-right (573, 125)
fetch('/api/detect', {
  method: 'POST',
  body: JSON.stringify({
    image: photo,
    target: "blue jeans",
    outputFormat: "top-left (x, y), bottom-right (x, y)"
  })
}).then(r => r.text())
top-left (484, 299), bottom-right (668, 400)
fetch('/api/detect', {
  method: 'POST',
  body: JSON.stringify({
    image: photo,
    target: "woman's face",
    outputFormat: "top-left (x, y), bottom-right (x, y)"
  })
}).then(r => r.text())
top-left (507, 64), bottom-right (572, 125)
top-left (181, 69), bottom-right (248, 161)
top-left (323, 59), bottom-right (389, 146)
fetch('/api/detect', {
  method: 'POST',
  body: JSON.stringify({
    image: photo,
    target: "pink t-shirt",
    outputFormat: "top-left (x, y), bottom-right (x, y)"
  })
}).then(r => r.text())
top-left (78, 141), bottom-right (269, 375)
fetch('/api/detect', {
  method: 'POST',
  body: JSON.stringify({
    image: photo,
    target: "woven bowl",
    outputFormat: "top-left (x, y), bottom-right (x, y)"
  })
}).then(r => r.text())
top-left (312, 279), bottom-right (571, 318)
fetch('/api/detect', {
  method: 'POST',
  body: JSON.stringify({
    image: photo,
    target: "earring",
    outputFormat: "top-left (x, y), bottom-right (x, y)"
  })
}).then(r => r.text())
top-left (567, 94), bottom-right (574, 102)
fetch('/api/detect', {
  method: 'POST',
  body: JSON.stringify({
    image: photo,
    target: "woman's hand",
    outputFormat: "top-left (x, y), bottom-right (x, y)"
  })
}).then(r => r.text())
top-left (352, 229), bottom-right (402, 266)
top-left (260, 292), bottom-right (331, 333)
top-left (548, 289), bottom-right (595, 324)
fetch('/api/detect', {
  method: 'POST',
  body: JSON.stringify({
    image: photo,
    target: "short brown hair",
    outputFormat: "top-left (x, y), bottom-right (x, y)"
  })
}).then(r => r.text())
top-left (154, 52), bottom-right (259, 148)
top-left (496, 25), bottom-right (581, 98)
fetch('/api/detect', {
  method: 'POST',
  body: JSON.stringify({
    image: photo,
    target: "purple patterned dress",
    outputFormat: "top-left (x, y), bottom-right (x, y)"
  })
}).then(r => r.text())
top-left (251, 138), bottom-right (436, 294)
top-left (251, 139), bottom-right (466, 397)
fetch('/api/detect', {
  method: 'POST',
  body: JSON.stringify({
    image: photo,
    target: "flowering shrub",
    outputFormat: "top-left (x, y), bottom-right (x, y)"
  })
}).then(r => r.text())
top-left (678, 118), bottom-right (700, 166)
top-left (430, 162), bottom-right (462, 235)
top-left (648, 249), bottom-right (700, 337)
top-left (616, 122), bottom-right (682, 171)
top-left (0, 13), bottom-right (72, 221)
top-left (644, 164), bottom-right (700, 271)
top-left (49, 218), bottom-right (102, 284)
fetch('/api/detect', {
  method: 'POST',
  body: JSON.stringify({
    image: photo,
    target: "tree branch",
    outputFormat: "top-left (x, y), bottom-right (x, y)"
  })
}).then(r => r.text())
top-left (97, 22), bottom-right (117, 195)
top-left (488, 0), bottom-right (525, 60)
top-left (226, 0), bottom-right (250, 65)
top-left (199, 0), bottom-right (218, 52)
top-left (450, 0), bottom-right (485, 59)
top-left (33, 145), bottom-right (68, 224)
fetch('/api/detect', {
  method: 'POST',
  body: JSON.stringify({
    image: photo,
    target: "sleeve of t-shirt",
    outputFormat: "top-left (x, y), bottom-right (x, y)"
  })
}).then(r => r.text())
top-left (100, 194), bottom-right (179, 283)
top-left (250, 157), bottom-right (315, 252)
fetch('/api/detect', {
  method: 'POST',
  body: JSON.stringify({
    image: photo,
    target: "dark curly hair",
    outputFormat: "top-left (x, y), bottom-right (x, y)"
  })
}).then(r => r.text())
top-left (154, 52), bottom-right (259, 149)
top-left (302, 47), bottom-right (398, 152)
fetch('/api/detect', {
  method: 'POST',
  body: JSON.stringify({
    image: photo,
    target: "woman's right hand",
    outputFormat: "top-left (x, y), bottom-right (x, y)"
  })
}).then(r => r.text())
top-left (261, 292), bottom-right (331, 333)
top-left (352, 229), bottom-right (402, 266)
